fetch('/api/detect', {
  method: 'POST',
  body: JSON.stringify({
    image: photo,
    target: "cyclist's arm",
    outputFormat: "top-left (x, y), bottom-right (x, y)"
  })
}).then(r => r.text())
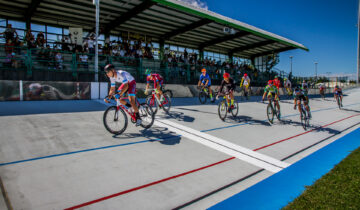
top-left (119, 82), bottom-right (129, 96)
top-left (240, 78), bottom-right (244, 88)
top-left (262, 88), bottom-right (268, 100)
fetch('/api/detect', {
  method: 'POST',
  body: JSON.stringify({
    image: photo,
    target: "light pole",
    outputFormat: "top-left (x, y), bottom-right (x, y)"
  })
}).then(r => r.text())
top-left (93, 0), bottom-right (99, 82)
top-left (289, 56), bottom-right (293, 75)
top-left (315, 62), bottom-right (318, 82)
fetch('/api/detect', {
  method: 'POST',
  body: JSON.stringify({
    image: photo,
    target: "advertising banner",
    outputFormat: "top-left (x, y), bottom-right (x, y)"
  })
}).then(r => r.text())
top-left (69, 28), bottom-right (83, 45)
top-left (0, 80), bottom-right (20, 101)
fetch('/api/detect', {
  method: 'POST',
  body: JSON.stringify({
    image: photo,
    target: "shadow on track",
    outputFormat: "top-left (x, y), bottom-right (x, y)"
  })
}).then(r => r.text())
top-left (223, 115), bottom-right (272, 127)
top-left (280, 119), bottom-right (341, 135)
top-left (175, 107), bottom-right (218, 116)
top-left (112, 127), bottom-right (181, 145)
top-left (158, 111), bottom-right (195, 122)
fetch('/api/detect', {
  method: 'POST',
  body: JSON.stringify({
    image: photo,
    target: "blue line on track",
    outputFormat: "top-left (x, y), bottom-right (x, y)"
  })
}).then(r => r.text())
top-left (0, 135), bottom-right (181, 166)
top-left (208, 127), bottom-right (360, 210)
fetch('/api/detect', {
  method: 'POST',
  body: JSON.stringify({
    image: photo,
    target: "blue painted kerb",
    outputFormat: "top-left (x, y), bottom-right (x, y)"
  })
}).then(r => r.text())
top-left (209, 127), bottom-right (360, 210)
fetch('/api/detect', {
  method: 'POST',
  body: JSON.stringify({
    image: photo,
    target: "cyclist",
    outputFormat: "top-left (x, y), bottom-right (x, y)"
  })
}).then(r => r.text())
top-left (293, 86), bottom-right (312, 119)
top-left (319, 83), bottom-right (326, 98)
top-left (217, 72), bottom-right (236, 112)
top-left (198, 68), bottom-right (215, 102)
top-left (103, 64), bottom-right (141, 126)
top-left (262, 80), bottom-right (280, 117)
top-left (334, 85), bottom-right (343, 106)
top-left (283, 77), bottom-right (292, 95)
top-left (301, 80), bottom-right (309, 103)
top-left (240, 73), bottom-right (251, 99)
top-left (273, 76), bottom-right (281, 91)
top-left (144, 69), bottom-right (164, 102)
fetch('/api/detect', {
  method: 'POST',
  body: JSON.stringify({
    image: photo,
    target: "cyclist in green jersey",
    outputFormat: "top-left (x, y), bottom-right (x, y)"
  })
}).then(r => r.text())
top-left (262, 80), bottom-right (280, 113)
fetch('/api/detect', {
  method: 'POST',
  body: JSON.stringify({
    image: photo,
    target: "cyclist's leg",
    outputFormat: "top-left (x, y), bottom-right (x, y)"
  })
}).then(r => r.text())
top-left (208, 82), bottom-right (214, 100)
top-left (127, 81), bottom-right (139, 113)
top-left (230, 91), bottom-right (234, 106)
top-left (275, 95), bottom-right (280, 110)
top-left (267, 93), bottom-right (273, 103)
top-left (117, 85), bottom-right (130, 107)
top-left (297, 98), bottom-right (302, 113)
top-left (155, 81), bottom-right (163, 100)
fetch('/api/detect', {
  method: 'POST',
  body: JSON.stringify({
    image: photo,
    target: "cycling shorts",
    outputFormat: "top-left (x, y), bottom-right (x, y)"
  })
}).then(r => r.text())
top-left (117, 80), bottom-right (136, 96)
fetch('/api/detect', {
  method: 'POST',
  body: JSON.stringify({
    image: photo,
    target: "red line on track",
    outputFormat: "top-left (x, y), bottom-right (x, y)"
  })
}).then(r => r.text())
top-left (65, 114), bottom-right (360, 209)
top-left (253, 113), bottom-right (360, 151)
top-left (64, 157), bottom-right (235, 210)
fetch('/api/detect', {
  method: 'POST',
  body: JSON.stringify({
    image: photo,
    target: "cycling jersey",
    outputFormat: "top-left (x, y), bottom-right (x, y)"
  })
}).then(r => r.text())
top-left (264, 85), bottom-right (278, 94)
top-left (219, 78), bottom-right (235, 93)
top-left (109, 70), bottom-right (135, 87)
top-left (284, 80), bottom-right (292, 88)
top-left (273, 79), bottom-right (281, 89)
top-left (334, 88), bottom-right (342, 95)
top-left (147, 73), bottom-right (164, 88)
top-left (109, 70), bottom-right (136, 96)
top-left (293, 89), bottom-right (306, 101)
top-left (199, 73), bottom-right (211, 86)
top-left (240, 76), bottom-right (250, 87)
top-left (301, 82), bottom-right (308, 90)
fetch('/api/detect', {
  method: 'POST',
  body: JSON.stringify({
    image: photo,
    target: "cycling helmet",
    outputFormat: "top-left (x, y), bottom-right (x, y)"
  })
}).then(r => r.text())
top-left (274, 76), bottom-right (278, 79)
top-left (284, 77), bottom-right (288, 80)
top-left (335, 85), bottom-right (339, 88)
top-left (145, 69), bottom-right (152, 75)
top-left (223, 72), bottom-right (230, 78)
top-left (104, 64), bottom-right (115, 72)
top-left (268, 80), bottom-right (273, 85)
top-left (201, 68), bottom-right (206, 73)
top-left (294, 86), bottom-right (300, 91)
top-left (244, 73), bottom-right (248, 77)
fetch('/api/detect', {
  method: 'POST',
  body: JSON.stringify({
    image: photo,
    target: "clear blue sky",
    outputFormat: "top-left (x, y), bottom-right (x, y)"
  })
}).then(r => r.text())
top-left (201, 0), bottom-right (358, 77)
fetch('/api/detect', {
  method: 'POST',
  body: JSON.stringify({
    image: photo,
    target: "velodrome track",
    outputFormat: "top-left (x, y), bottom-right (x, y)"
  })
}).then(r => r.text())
top-left (1, 88), bottom-right (360, 210)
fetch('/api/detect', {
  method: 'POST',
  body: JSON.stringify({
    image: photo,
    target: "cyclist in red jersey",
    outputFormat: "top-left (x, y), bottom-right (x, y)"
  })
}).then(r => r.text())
top-left (144, 69), bottom-right (164, 102)
top-left (273, 76), bottom-right (281, 90)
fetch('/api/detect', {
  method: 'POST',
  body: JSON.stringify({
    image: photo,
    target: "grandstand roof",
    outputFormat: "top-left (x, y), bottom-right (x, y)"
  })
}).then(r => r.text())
top-left (0, 0), bottom-right (308, 58)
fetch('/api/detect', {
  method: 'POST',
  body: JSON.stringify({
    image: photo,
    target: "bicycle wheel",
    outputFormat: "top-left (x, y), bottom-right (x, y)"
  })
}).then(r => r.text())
top-left (163, 90), bottom-right (173, 98)
top-left (160, 93), bottom-right (171, 113)
top-left (267, 103), bottom-right (274, 124)
top-left (146, 95), bottom-right (158, 115)
top-left (139, 103), bottom-right (155, 129)
top-left (199, 91), bottom-right (207, 104)
top-left (218, 100), bottom-right (228, 121)
top-left (231, 99), bottom-right (239, 117)
top-left (300, 108), bottom-right (307, 130)
top-left (337, 97), bottom-right (341, 109)
top-left (103, 106), bottom-right (128, 135)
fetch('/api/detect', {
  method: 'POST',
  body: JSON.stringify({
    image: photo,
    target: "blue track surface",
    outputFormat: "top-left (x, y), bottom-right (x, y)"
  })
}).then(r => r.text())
top-left (209, 127), bottom-right (360, 210)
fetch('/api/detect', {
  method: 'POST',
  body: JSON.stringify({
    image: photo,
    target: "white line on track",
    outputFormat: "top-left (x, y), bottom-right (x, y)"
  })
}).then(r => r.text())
top-left (154, 118), bottom-right (290, 173)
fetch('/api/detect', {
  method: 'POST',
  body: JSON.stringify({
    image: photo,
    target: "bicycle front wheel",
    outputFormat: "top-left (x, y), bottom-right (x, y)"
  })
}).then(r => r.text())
top-left (300, 108), bottom-right (307, 130)
top-left (218, 100), bottom-right (228, 121)
top-left (267, 103), bottom-right (274, 124)
top-left (103, 106), bottom-right (128, 135)
top-left (231, 100), bottom-right (239, 117)
top-left (146, 95), bottom-right (158, 115)
top-left (337, 97), bottom-right (341, 109)
top-left (160, 93), bottom-right (171, 113)
top-left (139, 103), bottom-right (155, 129)
top-left (199, 91), bottom-right (207, 104)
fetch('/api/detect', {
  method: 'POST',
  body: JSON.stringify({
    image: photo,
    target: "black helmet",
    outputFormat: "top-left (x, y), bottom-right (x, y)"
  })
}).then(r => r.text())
top-left (294, 86), bottom-right (300, 91)
top-left (104, 64), bottom-right (115, 72)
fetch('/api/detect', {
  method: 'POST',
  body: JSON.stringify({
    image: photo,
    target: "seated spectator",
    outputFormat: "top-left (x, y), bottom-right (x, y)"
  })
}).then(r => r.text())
top-left (25, 29), bottom-right (34, 47)
top-left (0, 24), bottom-right (18, 42)
top-left (13, 36), bottom-right (22, 55)
top-left (36, 32), bottom-right (46, 48)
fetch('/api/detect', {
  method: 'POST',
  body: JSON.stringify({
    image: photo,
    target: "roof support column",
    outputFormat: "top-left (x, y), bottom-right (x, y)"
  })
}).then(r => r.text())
top-left (159, 39), bottom-right (165, 61)
top-left (228, 52), bottom-right (233, 63)
top-left (199, 47), bottom-right (204, 62)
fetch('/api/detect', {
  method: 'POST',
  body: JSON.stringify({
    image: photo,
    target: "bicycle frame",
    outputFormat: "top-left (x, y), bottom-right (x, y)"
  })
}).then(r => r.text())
top-left (112, 95), bottom-right (140, 122)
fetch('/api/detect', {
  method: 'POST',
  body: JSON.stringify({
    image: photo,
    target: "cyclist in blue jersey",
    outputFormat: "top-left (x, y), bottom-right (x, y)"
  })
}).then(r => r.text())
top-left (197, 68), bottom-right (215, 102)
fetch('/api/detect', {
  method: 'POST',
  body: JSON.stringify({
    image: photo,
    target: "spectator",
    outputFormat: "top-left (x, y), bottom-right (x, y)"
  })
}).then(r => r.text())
top-left (25, 29), bottom-right (34, 47)
top-left (36, 32), bottom-right (46, 47)
top-left (4, 39), bottom-right (14, 67)
top-left (0, 24), bottom-right (18, 42)
top-left (55, 51), bottom-right (63, 70)
top-left (13, 36), bottom-right (22, 55)
top-left (87, 35), bottom-right (95, 55)
top-left (79, 51), bottom-right (89, 70)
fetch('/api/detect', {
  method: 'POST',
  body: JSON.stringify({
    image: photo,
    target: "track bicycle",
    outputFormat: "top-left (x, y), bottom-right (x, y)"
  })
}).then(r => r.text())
top-left (198, 85), bottom-right (216, 104)
top-left (145, 89), bottom-right (171, 114)
top-left (103, 94), bottom-right (154, 135)
top-left (217, 91), bottom-right (239, 121)
top-left (295, 102), bottom-right (311, 130)
top-left (335, 93), bottom-right (343, 109)
top-left (264, 97), bottom-right (281, 124)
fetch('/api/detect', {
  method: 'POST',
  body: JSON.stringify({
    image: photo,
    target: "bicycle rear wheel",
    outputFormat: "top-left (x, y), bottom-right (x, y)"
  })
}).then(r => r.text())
top-left (267, 103), bottom-right (274, 124)
top-left (160, 93), bottom-right (171, 113)
top-left (231, 100), bottom-right (239, 117)
top-left (103, 106), bottom-right (128, 135)
top-left (146, 95), bottom-right (158, 115)
top-left (199, 91), bottom-right (207, 104)
top-left (218, 100), bottom-right (228, 121)
top-left (337, 97), bottom-right (341, 109)
top-left (139, 103), bottom-right (154, 129)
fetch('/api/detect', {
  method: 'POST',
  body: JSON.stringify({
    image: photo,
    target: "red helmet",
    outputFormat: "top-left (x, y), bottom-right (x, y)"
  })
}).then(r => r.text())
top-left (244, 73), bottom-right (248, 77)
top-left (268, 80), bottom-right (273, 85)
top-left (223, 72), bottom-right (230, 78)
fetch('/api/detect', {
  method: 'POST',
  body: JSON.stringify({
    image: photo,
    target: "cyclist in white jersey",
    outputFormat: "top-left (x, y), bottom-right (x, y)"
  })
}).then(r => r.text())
top-left (103, 64), bottom-right (141, 125)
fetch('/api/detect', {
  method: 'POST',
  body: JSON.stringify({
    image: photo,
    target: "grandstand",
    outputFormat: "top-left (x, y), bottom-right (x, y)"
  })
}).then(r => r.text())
top-left (0, 0), bottom-right (308, 85)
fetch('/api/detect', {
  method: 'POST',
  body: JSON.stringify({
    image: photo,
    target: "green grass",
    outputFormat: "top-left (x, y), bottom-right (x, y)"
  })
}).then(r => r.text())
top-left (283, 147), bottom-right (360, 209)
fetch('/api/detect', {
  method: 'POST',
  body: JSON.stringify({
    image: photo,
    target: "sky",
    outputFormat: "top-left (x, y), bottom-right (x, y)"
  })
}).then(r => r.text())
top-left (180, 0), bottom-right (359, 77)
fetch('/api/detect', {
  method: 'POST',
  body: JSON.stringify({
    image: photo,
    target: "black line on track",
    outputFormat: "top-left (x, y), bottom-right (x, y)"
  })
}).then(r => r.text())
top-left (0, 176), bottom-right (13, 210)
top-left (173, 122), bottom-right (360, 209)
